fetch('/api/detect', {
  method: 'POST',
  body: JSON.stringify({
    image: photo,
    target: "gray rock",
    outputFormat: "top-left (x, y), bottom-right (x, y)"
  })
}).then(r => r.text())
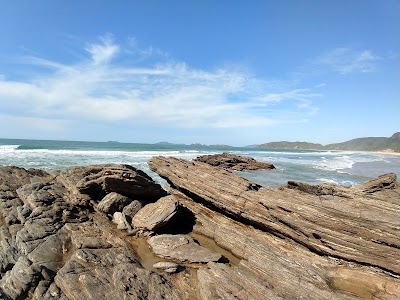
top-left (58, 164), bottom-right (167, 200)
top-left (112, 212), bottom-right (131, 230)
top-left (148, 234), bottom-right (222, 264)
top-left (153, 261), bottom-right (179, 273)
top-left (97, 192), bottom-right (131, 215)
top-left (0, 256), bottom-right (40, 299)
top-left (122, 200), bottom-right (142, 219)
top-left (132, 196), bottom-right (178, 231)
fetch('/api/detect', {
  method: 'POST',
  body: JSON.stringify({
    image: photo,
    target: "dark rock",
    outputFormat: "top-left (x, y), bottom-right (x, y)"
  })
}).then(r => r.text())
top-left (97, 192), bottom-right (131, 215)
top-left (58, 164), bottom-right (167, 201)
top-left (122, 200), bottom-right (142, 220)
top-left (194, 152), bottom-right (275, 171)
top-left (0, 256), bottom-right (40, 299)
top-left (355, 172), bottom-right (397, 193)
top-left (148, 234), bottom-right (222, 264)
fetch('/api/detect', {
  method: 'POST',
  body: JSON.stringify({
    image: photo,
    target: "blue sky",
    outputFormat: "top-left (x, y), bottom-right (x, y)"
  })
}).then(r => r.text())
top-left (0, 0), bottom-right (399, 146)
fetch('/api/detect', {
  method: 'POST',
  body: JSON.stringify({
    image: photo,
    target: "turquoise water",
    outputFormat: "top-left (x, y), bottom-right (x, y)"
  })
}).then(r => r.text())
top-left (1, 138), bottom-right (399, 188)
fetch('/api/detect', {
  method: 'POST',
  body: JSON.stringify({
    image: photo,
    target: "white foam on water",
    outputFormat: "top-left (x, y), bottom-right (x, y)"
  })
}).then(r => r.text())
top-left (317, 178), bottom-right (358, 186)
top-left (314, 155), bottom-right (354, 171)
top-left (0, 145), bottom-right (20, 152)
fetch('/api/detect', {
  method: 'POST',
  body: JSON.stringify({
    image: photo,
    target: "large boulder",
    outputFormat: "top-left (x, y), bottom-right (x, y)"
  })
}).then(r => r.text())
top-left (194, 152), bottom-right (275, 171)
top-left (97, 192), bottom-right (131, 215)
top-left (58, 164), bottom-right (167, 200)
top-left (132, 196), bottom-right (178, 231)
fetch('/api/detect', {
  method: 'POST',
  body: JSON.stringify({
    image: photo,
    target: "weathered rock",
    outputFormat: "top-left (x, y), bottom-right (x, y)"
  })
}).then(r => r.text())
top-left (173, 188), bottom-right (400, 299)
top-left (122, 200), bottom-right (142, 219)
top-left (2, 162), bottom-right (400, 300)
top-left (58, 164), bottom-right (167, 201)
top-left (97, 192), bottom-right (131, 215)
top-left (0, 256), bottom-right (40, 299)
top-left (148, 234), bottom-right (222, 264)
top-left (55, 215), bottom-right (182, 300)
top-left (112, 212), bottom-right (131, 230)
top-left (0, 166), bottom-right (49, 191)
top-left (194, 152), bottom-right (275, 171)
top-left (132, 196), bottom-right (178, 231)
top-left (149, 156), bottom-right (400, 275)
top-left (355, 172), bottom-right (397, 193)
top-left (153, 262), bottom-right (179, 273)
top-left (0, 165), bottom-right (187, 300)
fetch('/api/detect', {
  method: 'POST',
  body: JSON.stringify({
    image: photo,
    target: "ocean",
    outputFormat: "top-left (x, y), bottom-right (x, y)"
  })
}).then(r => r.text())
top-left (1, 138), bottom-right (399, 188)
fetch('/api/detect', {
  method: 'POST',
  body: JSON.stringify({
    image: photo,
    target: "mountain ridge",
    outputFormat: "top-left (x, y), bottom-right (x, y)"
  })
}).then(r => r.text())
top-left (257, 132), bottom-right (400, 152)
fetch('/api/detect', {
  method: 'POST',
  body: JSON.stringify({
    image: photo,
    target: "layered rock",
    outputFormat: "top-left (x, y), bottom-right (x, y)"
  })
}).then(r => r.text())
top-left (58, 164), bottom-right (167, 201)
top-left (194, 152), bottom-right (275, 171)
top-left (1, 159), bottom-right (400, 300)
top-left (149, 156), bottom-right (400, 276)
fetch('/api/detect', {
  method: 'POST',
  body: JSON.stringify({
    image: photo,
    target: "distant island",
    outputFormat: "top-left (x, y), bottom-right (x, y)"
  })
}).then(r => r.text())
top-left (256, 132), bottom-right (400, 152)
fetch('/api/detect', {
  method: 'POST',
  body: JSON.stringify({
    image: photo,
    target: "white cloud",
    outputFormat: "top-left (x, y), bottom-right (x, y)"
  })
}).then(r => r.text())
top-left (85, 35), bottom-right (120, 64)
top-left (317, 48), bottom-right (380, 74)
top-left (0, 35), bottom-right (320, 131)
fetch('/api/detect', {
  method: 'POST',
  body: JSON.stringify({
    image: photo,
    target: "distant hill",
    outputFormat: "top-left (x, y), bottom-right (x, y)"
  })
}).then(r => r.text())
top-left (257, 141), bottom-right (324, 150)
top-left (257, 132), bottom-right (400, 152)
top-left (325, 132), bottom-right (400, 151)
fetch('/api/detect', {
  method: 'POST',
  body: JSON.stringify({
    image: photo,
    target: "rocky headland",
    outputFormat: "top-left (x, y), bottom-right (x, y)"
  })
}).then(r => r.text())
top-left (257, 132), bottom-right (400, 152)
top-left (194, 152), bottom-right (275, 171)
top-left (0, 156), bottom-right (399, 299)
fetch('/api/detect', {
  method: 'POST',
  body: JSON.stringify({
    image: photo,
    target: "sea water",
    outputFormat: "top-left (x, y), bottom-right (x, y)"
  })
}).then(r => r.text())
top-left (1, 138), bottom-right (399, 188)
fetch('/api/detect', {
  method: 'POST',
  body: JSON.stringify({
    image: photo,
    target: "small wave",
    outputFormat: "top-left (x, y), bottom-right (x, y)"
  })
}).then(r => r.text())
top-left (313, 155), bottom-right (354, 171)
top-left (0, 145), bottom-right (20, 152)
top-left (317, 178), bottom-right (357, 186)
top-left (317, 178), bottom-right (339, 184)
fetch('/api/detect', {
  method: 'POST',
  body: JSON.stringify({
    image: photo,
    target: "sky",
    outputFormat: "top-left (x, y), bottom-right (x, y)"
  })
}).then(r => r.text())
top-left (0, 0), bottom-right (399, 146)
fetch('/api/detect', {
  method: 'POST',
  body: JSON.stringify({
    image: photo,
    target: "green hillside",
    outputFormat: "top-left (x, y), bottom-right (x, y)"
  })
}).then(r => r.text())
top-left (257, 141), bottom-right (324, 150)
top-left (257, 132), bottom-right (400, 152)
top-left (326, 132), bottom-right (400, 151)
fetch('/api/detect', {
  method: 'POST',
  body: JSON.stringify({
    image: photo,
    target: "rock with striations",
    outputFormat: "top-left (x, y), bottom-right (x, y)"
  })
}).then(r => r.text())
top-left (149, 156), bottom-right (400, 275)
top-left (194, 152), bottom-right (275, 171)
top-left (132, 196), bottom-right (178, 231)
top-left (1, 161), bottom-right (400, 300)
top-left (58, 164), bottom-right (167, 201)
top-left (163, 175), bottom-right (400, 299)
top-left (122, 200), bottom-right (142, 220)
top-left (148, 234), bottom-right (222, 264)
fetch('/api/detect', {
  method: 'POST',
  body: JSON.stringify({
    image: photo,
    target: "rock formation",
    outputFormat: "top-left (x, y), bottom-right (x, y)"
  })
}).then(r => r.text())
top-left (149, 156), bottom-right (400, 299)
top-left (194, 152), bottom-right (275, 171)
top-left (1, 158), bottom-right (400, 299)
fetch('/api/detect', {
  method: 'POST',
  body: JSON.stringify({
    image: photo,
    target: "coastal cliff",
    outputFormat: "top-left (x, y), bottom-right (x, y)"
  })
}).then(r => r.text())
top-left (0, 157), bottom-right (399, 299)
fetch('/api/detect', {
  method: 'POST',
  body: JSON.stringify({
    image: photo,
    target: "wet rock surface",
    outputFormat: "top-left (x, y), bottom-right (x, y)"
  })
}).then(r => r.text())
top-left (148, 234), bottom-right (222, 264)
top-left (1, 158), bottom-right (400, 300)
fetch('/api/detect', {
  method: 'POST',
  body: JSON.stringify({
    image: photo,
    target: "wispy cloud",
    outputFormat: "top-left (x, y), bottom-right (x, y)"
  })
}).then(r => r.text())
top-left (317, 48), bottom-right (380, 74)
top-left (0, 35), bottom-right (320, 132)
